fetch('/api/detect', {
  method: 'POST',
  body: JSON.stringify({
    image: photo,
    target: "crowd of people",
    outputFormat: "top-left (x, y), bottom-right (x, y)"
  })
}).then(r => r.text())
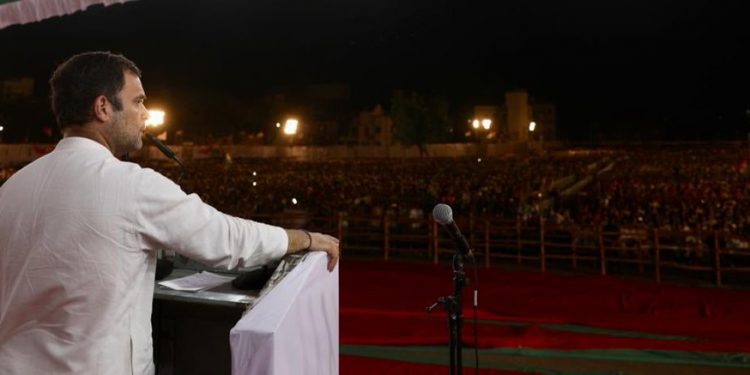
top-left (568, 145), bottom-right (750, 237)
top-left (147, 152), bottom-right (602, 224)
top-left (3, 145), bottom-right (749, 241)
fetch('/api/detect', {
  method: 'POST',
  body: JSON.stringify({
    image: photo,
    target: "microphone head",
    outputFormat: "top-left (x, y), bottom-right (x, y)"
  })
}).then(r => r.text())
top-left (432, 203), bottom-right (453, 225)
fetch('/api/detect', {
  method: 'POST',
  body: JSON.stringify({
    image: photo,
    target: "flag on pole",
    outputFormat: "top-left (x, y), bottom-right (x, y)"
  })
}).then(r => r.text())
top-left (0, 0), bottom-right (137, 30)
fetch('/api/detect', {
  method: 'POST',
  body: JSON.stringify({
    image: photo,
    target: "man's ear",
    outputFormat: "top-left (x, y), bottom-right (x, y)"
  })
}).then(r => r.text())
top-left (92, 95), bottom-right (111, 122)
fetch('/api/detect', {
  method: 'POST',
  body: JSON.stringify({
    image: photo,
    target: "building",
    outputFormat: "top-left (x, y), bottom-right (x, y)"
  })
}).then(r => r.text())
top-left (356, 104), bottom-right (393, 146)
top-left (0, 78), bottom-right (34, 100)
top-left (529, 101), bottom-right (557, 141)
top-left (506, 90), bottom-right (531, 142)
top-left (474, 90), bottom-right (557, 143)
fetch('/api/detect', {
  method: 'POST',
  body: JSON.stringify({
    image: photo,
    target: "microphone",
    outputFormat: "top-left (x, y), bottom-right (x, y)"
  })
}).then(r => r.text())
top-left (432, 203), bottom-right (473, 257)
top-left (145, 133), bottom-right (184, 168)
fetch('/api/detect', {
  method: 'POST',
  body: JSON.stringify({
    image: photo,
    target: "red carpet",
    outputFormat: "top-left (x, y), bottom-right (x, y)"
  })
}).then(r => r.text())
top-left (340, 260), bottom-right (750, 352)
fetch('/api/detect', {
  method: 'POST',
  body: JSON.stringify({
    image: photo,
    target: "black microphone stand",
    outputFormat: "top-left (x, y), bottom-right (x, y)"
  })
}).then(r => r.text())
top-left (427, 251), bottom-right (468, 375)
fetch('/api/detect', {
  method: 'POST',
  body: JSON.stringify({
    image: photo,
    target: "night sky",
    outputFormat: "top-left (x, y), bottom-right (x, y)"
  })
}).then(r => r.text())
top-left (0, 0), bottom-right (748, 140)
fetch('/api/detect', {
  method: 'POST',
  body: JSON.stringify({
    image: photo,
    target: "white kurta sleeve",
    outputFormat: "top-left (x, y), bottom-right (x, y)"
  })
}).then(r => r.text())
top-left (132, 168), bottom-right (288, 270)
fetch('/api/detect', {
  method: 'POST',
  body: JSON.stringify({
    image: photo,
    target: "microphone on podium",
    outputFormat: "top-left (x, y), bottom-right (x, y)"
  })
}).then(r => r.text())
top-left (144, 133), bottom-right (185, 280)
top-left (432, 203), bottom-right (473, 258)
top-left (145, 133), bottom-right (184, 168)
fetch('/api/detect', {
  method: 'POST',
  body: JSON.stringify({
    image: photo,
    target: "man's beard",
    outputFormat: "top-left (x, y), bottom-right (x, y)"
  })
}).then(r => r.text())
top-left (110, 113), bottom-right (143, 156)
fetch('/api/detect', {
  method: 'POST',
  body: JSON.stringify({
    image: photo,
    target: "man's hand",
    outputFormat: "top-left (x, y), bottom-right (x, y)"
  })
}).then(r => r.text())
top-left (286, 229), bottom-right (340, 271)
top-left (310, 232), bottom-right (340, 272)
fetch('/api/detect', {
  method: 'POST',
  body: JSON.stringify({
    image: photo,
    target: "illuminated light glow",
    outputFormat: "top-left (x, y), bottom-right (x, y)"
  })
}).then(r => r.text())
top-left (275, 122), bottom-right (281, 128)
top-left (145, 110), bottom-right (165, 127)
top-left (471, 119), bottom-right (480, 129)
top-left (252, 181), bottom-right (257, 187)
top-left (529, 121), bottom-right (537, 132)
top-left (481, 118), bottom-right (492, 130)
top-left (292, 197), bottom-right (298, 205)
top-left (252, 171), bottom-right (257, 176)
top-left (0, 126), bottom-right (4, 131)
top-left (283, 119), bottom-right (298, 135)
top-left (477, 158), bottom-right (482, 163)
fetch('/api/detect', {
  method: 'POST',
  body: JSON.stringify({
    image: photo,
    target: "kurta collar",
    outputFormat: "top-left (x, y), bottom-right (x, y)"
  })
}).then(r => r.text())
top-left (55, 136), bottom-right (113, 155)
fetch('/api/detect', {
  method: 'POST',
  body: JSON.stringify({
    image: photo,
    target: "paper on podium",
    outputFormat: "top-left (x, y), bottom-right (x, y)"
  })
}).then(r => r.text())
top-left (230, 252), bottom-right (338, 375)
top-left (157, 271), bottom-right (235, 292)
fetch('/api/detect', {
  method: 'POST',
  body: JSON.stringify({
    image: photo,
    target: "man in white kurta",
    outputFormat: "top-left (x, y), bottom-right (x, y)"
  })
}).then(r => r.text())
top-left (0, 52), bottom-right (339, 374)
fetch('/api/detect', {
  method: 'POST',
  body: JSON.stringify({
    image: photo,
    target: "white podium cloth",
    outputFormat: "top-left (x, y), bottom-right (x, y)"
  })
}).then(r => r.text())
top-left (230, 252), bottom-right (338, 375)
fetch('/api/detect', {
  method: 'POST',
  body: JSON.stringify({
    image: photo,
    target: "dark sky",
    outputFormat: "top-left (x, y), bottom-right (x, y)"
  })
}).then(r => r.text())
top-left (1, 0), bottom-right (748, 140)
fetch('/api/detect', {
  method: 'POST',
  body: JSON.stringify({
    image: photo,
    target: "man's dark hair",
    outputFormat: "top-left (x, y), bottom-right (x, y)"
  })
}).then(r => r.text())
top-left (49, 51), bottom-right (141, 130)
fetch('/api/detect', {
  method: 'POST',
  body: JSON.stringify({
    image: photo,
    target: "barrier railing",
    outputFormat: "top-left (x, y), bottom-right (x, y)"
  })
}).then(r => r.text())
top-left (248, 212), bottom-right (750, 287)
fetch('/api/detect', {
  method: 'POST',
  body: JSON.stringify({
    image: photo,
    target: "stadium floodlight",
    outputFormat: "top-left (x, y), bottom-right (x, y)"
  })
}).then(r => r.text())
top-left (146, 110), bottom-right (165, 127)
top-left (481, 118), bottom-right (492, 130)
top-left (283, 119), bottom-right (298, 135)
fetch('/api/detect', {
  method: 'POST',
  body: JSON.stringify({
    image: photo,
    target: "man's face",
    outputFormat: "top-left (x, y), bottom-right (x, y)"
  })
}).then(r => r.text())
top-left (108, 71), bottom-right (148, 156)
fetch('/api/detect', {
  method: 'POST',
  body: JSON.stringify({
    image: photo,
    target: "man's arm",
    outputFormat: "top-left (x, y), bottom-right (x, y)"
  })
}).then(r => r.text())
top-left (133, 167), bottom-right (339, 271)
top-left (285, 229), bottom-right (340, 272)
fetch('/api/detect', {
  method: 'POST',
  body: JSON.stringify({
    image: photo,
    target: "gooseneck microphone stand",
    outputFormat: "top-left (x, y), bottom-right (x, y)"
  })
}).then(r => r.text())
top-left (143, 133), bottom-right (186, 280)
top-left (145, 133), bottom-right (184, 168)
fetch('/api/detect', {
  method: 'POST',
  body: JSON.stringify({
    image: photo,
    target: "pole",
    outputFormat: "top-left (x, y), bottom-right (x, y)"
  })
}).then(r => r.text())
top-left (426, 253), bottom-right (466, 375)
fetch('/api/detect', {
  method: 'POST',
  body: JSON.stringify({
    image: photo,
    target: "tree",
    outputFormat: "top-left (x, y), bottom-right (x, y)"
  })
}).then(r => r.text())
top-left (390, 91), bottom-right (451, 148)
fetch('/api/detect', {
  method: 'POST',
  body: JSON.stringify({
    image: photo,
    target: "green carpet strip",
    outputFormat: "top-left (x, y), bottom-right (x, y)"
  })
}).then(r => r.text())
top-left (342, 345), bottom-right (750, 373)
top-left (482, 347), bottom-right (750, 368)
top-left (472, 319), bottom-right (698, 341)
top-left (342, 344), bottom-right (585, 375)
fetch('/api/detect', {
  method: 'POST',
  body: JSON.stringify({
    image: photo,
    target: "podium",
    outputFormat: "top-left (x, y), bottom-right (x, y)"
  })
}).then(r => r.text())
top-left (230, 252), bottom-right (339, 375)
top-left (152, 252), bottom-right (338, 374)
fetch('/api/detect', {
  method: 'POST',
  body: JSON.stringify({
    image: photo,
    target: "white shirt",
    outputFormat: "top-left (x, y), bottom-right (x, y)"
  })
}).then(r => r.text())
top-left (0, 137), bottom-right (288, 375)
